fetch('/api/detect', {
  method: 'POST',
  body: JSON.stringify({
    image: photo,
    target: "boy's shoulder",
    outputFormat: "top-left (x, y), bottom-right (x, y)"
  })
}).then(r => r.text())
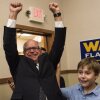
top-left (64, 83), bottom-right (81, 91)
top-left (95, 84), bottom-right (100, 92)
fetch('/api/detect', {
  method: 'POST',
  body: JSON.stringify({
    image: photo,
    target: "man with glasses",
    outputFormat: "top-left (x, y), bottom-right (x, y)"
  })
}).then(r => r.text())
top-left (3, 1), bottom-right (66, 100)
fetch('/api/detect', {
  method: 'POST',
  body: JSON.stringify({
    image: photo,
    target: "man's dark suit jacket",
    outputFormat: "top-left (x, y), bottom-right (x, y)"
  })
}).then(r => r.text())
top-left (3, 26), bottom-right (66, 100)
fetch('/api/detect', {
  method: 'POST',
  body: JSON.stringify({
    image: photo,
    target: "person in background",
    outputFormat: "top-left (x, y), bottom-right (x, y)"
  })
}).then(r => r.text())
top-left (60, 76), bottom-right (65, 88)
top-left (56, 64), bottom-right (65, 88)
top-left (40, 47), bottom-right (47, 54)
top-left (61, 57), bottom-right (100, 100)
top-left (3, 1), bottom-right (66, 100)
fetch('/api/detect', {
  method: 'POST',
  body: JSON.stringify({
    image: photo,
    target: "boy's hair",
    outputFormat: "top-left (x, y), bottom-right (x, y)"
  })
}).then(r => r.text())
top-left (77, 57), bottom-right (100, 76)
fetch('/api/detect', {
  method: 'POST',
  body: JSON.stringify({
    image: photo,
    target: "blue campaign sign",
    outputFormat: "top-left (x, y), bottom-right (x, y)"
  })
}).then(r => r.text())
top-left (80, 38), bottom-right (100, 61)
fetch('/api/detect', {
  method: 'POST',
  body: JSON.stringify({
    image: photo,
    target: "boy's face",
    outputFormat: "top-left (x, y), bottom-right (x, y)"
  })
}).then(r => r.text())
top-left (78, 65), bottom-right (98, 90)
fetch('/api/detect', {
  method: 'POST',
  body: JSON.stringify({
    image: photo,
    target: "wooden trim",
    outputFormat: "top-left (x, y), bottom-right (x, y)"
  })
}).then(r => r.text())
top-left (16, 24), bottom-right (54, 53)
top-left (16, 24), bottom-right (54, 36)
top-left (0, 70), bottom-right (77, 84)
top-left (0, 77), bottom-right (13, 84)
top-left (61, 70), bottom-right (77, 74)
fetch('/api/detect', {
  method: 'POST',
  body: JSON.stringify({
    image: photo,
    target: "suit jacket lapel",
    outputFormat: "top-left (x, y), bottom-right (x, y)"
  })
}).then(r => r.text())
top-left (24, 56), bottom-right (39, 74)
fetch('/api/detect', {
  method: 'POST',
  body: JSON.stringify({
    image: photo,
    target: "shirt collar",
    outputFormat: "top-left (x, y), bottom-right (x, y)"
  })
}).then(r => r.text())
top-left (77, 83), bottom-right (100, 96)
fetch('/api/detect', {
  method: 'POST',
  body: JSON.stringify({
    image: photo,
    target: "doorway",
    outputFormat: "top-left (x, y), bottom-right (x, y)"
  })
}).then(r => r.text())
top-left (16, 24), bottom-right (54, 54)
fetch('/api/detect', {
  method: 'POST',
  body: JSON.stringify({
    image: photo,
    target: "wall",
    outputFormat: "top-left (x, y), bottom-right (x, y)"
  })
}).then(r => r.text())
top-left (62, 73), bottom-right (100, 87)
top-left (0, 84), bottom-right (12, 100)
top-left (61, 0), bottom-right (100, 70)
top-left (61, 0), bottom-right (100, 89)
top-left (61, 0), bottom-right (100, 86)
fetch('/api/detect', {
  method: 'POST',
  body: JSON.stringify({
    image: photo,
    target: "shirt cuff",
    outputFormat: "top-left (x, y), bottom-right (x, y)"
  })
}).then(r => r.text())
top-left (55, 21), bottom-right (64, 28)
top-left (6, 19), bottom-right (16, 28)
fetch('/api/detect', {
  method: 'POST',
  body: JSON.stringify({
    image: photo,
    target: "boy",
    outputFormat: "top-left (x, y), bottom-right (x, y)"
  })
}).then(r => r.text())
top-left (61, 57), bottom-right (100, 100)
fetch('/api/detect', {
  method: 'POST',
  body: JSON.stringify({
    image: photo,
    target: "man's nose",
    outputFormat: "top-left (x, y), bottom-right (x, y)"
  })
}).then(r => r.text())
top-left (30, 48), bottom-right (34, 52)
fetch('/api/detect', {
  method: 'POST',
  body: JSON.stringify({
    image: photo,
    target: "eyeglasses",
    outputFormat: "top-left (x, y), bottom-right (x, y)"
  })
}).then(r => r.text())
top-left (24, 46), bottom-right (40, 51)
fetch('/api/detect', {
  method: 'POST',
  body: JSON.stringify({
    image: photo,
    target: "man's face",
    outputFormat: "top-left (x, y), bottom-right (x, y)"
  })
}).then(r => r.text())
top-left (78, 66), bottom-right (98, 90)
top-left (24, 40), bottom-right (41, 61)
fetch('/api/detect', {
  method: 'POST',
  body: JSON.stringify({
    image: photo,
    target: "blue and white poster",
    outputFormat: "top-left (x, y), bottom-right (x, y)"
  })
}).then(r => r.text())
top-left (80, 38), bottom-right (100, 62)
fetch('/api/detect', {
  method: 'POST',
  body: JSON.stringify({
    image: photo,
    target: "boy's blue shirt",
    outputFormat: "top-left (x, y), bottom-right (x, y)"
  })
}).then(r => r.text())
top-left (61, 83), bottom-right (100, 100)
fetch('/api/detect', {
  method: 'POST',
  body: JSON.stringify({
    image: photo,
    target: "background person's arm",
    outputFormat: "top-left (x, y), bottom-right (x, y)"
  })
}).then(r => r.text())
top-left (56, 64), bottom-right (61, 87)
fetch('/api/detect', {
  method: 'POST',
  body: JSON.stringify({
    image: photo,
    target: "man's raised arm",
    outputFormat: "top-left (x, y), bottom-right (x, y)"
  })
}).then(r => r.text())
top-left (3, 1), bottom-right (22, 76)
top-left (49, 2), bottom-right (66, 69)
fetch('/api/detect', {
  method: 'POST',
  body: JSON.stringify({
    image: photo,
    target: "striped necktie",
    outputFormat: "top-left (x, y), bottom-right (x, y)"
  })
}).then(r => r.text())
top-left (39, 87), bottom-right (46, 100)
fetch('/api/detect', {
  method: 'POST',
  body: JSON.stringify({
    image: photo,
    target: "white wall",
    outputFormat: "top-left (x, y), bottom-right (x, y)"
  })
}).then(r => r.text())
top-left (61, 0), bottom-right (100, 70)
top-left (0, 84), bottom-right (12, 100)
